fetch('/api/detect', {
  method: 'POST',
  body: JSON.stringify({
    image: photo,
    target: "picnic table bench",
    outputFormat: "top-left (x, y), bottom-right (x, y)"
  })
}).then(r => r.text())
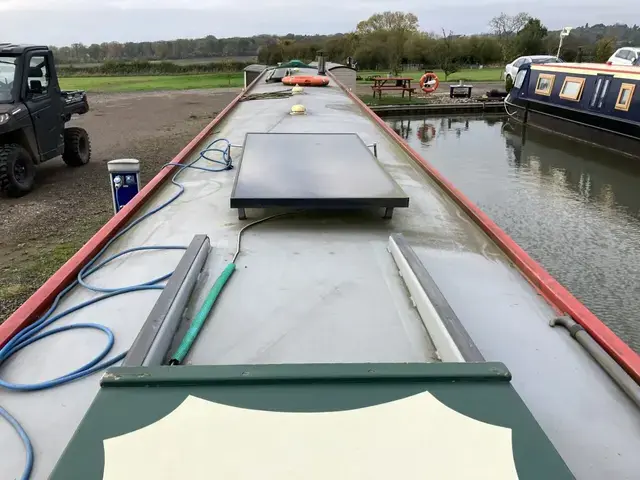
top-left (371, 77), bottom-right (416, 100)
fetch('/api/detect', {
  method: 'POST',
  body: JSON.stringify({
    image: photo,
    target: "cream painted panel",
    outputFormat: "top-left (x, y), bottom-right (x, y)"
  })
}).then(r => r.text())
top-left (103, 391), bottom-right (518, 479)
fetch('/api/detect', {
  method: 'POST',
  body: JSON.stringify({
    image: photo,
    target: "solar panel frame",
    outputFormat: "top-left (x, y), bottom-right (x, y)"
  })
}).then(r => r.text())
top-left (230, 132), bottom-right (410, 216)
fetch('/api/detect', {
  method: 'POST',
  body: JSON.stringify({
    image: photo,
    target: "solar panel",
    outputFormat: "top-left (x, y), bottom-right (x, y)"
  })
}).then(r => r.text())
top-left (230, 133), bottom-right (410, 219)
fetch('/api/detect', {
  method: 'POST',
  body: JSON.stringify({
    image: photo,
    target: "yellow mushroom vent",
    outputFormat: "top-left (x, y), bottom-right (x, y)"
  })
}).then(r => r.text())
top-left (290, 104), bottom-right (307, 115)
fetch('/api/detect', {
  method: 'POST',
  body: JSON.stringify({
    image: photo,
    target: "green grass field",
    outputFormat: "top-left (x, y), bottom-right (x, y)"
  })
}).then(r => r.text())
top-left (59, 73), bottom-right (244, 92)
top-left (57, 66), bottom-right (503, 93)
top-left (357, 68), bottom-right (503, 83)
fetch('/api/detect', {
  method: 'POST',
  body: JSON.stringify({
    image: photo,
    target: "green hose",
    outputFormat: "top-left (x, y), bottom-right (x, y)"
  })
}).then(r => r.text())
top-left (169, 263), bottom-right (236, 365)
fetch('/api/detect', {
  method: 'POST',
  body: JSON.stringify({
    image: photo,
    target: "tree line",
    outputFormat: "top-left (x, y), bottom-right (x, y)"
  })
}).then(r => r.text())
top-left (51, 13), bottom-right (639, 77)
top-left (57, 60), bottom-right (252, 77)
top-left (50, 34), bottom-right (335, 65)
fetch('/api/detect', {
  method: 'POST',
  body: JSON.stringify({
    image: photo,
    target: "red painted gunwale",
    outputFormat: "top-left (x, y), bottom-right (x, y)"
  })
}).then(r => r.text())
top-left (329, 71), bottom-right (640, 383)
top-left (0, 79), bottom-right (252, 349)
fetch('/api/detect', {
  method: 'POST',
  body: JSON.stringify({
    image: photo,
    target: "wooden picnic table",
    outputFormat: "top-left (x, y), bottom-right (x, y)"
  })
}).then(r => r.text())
top-left (371, 77), bottom-right (416, 100)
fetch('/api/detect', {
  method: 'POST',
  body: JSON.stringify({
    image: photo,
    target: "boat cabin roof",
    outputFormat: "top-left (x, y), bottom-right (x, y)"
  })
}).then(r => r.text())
top-left (532, 62), bottom-right (640, 79)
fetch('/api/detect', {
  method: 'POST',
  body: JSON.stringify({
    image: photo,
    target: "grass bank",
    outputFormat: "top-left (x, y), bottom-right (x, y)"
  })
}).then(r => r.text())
top-left (59, 72), bottom-right (243, 92)
top-left (0, 232), bottom-right (101, 322)
top-left (58, 68), bottom-right (504, 93)
top-left (357, 68), bottom-right (503, 83)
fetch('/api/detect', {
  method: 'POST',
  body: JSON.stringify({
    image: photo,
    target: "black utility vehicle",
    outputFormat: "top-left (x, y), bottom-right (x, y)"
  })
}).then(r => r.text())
top-left (0, 44), bottom-right (91, 197)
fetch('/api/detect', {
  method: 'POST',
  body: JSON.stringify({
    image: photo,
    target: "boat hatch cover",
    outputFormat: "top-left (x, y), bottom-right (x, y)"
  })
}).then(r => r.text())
top-left (50, 363), bottom-right (573, 479)
top-left (230, 132), bottom-right (410, 219)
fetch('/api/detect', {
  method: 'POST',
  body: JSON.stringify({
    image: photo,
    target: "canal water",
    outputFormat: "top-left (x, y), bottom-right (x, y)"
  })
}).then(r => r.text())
top-left (386, 114), bottom-right (640, 352)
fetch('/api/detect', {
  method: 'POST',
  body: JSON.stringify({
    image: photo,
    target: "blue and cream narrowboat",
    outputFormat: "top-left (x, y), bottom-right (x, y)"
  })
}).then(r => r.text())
top-left (505, 62), bottom-right (640, 157)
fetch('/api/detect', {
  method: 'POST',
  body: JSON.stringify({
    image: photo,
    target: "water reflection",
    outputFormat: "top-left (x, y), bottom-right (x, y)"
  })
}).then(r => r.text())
top-left (502, 121), bottom-right (640, 217)
top-left (417, 122), bottom-right (437, 143)
top-left (386, 114), bottom-right (640, 351)
top-left (389, 118), bottom-right (413, 140)
top-left (388, 117), bottom-right (471, 145)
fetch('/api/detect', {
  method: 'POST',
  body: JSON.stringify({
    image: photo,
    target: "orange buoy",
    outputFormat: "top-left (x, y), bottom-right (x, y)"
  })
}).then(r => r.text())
top-left (419, 73), bottom-right (439, 94)
top-left (282, 75), bottom-right (329, 87)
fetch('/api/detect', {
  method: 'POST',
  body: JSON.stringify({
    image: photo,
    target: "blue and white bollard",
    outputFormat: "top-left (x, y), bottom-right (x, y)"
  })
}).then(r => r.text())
top-left (108, 159), bottom-right (141, 215)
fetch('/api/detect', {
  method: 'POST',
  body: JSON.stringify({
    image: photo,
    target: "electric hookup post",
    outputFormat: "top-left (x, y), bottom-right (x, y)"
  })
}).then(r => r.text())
top-left (108, 159), bottom-right (141, 214)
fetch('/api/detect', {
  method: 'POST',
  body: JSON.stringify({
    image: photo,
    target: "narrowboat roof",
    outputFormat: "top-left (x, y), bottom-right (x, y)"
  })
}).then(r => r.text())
top-left (1, 67), bottom-right (640, 479)
top-left (242, 64), bottom-right (268, 72)
top-left (532, 62), bottom-right (640, 79)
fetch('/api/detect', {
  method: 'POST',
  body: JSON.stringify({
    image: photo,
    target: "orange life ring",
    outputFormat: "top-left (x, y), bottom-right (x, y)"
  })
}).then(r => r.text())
top-left (282, 75), bottom-right (329, 87)
top-left (419, 73), bottom-right (439, 94)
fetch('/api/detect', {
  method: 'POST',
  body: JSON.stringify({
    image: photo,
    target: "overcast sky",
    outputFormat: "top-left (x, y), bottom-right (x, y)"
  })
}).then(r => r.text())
top-left (1, 0), bottom-right (637, 46)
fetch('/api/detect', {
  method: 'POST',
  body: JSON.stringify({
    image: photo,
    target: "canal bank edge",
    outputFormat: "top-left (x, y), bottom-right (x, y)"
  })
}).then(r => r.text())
top-left (369, 101), bottom-right (506, 116)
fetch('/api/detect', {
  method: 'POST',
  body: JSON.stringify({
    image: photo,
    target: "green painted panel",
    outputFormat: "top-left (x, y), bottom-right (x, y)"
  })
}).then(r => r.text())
top-left (51, 363), bottom-right (574, 479)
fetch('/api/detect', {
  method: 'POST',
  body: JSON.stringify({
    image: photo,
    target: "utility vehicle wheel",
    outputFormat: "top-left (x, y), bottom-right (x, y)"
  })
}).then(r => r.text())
top-left (62, 127), bottom-right (91, 167)
top-left (0, 144), bottom-right (36, 197)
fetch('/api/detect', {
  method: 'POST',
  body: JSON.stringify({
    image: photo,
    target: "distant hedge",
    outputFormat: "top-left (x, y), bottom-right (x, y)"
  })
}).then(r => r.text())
top-left (57, 60), bottom-right (254, 77)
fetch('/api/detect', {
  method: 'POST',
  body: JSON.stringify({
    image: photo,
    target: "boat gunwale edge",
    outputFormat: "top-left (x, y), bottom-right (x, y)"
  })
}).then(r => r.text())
top-left (327, 70), bottom-right (640, 383)
top-left (0, 70), bottom-right (268, 349)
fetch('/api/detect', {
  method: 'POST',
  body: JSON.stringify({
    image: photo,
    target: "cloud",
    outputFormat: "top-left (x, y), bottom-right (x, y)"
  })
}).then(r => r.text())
top-left (1, 0), bottom-right (318, 9)
top-left (0, 2), bottom-right (638, 45)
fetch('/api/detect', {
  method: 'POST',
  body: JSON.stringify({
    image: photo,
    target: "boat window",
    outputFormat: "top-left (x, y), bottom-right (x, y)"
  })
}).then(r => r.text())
top-left (535, 74), bottom-right (555, 96)
top-left (590, 78), bottom-right (603, 107)
top-left (598, 79), bottom-right (611, 108)
top-left (559, 76), bottom-right (585, 101)
top-left (590, 77), bottom-right (612, 109)
top-left (615, 83), bottom-right (636, 111)
top-left (514, 70), bottom-right (526, 88)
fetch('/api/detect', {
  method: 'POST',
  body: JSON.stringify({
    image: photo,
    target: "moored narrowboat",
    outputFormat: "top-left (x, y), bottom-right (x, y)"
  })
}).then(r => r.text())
top-left (505, 62), bottom-right (640, 157)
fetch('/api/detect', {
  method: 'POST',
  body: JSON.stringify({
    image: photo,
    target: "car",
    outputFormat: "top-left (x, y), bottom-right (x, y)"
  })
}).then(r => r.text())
top-left (504, 55), bottom-right (563, 85)
top-left (606, 47), bottom-right (640, 66)
top-left (0, 44), bottom-right (91, 197)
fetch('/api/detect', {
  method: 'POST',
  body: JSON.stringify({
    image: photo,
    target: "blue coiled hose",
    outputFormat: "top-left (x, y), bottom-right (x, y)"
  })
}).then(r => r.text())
top-left (0, 137), bottom-right (233, 480)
